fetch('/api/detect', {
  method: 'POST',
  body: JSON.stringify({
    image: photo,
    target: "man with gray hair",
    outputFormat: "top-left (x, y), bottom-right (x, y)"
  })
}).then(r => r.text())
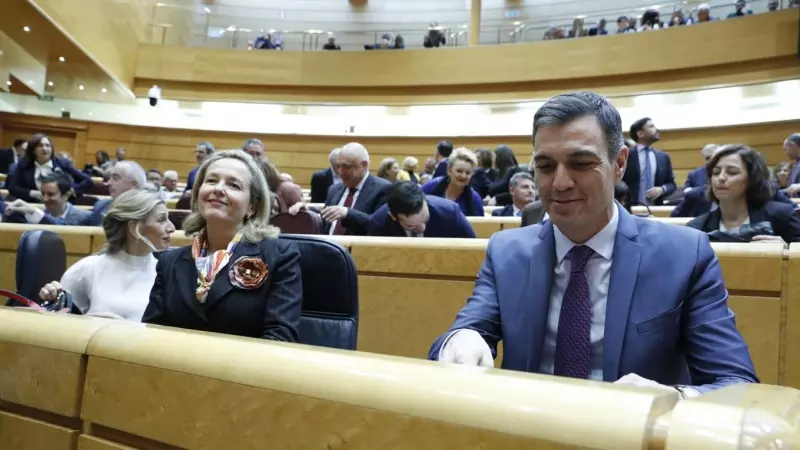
top-left (160, 170), bottom-right (181, 200)
top-left (243, 138), bottom-right (265, 160)
top-left (492, 171), bottom-right (537, 217)
top-left (429, 91), bottom-right (756, 397)
top-left (310, 147), bottom-right (341, 203)
top-left (781, 133), bottom-right (800, 196)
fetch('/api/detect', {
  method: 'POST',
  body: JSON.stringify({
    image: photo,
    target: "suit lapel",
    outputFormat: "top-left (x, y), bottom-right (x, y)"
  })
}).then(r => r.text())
top-left (602, 205), bottom-right (641, 381)
top-left (525, 223), bottom-right (556, 372)
top-left (352, 176), bottom-right (374, 210)
top-left (203, 241), bottom-right (262, 310)
top-left (176, 248), bottom-right (209, 322)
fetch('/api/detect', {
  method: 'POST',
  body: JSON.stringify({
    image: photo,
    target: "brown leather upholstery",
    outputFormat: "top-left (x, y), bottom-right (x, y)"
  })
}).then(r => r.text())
top-left (271, 211), bottom-right (325, 235)
top-left (168, 210), bottom-right (190, 230)
top-left (73, 195), bottom-right (99, 207)
top-left (175, 196), bottom-right (191, 210)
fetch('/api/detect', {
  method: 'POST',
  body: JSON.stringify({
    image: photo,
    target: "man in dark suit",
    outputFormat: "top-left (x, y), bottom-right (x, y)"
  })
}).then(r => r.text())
top-left (310, 148), bottom-right (340, 203)
top-left (671, 144), bottom-right (718, 217)
top-left (430, 91), bottom-right (756, 395)
top-left (622, 117), bottom-right (676, 206)
top-left (492, 172), bottom-right (536, 217)
top-left (368, 181), bottom-right (475, 238)
top-left (322, 143), bottom-right (392, 236)
top-left (780, 133), bottom-right (800, 197)
top-left (432, 141), bottom-right (453, 179)
top-left (183, 141), bottom-right (214, 197)
top-left (0, 139), bottom-right (26, 175)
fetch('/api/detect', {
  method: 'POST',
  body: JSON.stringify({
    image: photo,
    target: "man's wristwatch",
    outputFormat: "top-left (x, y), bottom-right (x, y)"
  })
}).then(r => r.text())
top-left (674, 385), bottom-right (700, 399)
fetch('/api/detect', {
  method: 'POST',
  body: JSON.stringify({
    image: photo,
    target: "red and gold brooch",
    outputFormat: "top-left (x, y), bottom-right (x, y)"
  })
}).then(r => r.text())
top-left (229, 256), bottom-right (269, 290)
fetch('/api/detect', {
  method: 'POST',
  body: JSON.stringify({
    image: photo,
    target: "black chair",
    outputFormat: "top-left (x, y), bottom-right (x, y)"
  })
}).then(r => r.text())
top-left (281, 234), bottom-right (358, 350)
top-left (175, 196), bottom-right (191, 210)
top-left (9, 230), bottom-right (67, 306)
top-left (271, 211), bottom-right (324, 234)
top-left (168, 210), bottom-right (190, 230)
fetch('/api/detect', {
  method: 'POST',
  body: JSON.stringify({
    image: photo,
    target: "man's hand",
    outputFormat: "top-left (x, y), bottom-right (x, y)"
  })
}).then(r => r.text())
top-left (321, 205), bottom-right (348, 222)
top-left (645, 187), bottom-right (664, 200)
top-left (29, 190), bottom-right (43, 201)
top-left (6, 199), bottom-right (38, 215)
top-left (438, 329), bottom-right (494, 368)
top-left (785, 184), bottom-right (800, 196)
top-left (288, 202), bottom-right (306, 216)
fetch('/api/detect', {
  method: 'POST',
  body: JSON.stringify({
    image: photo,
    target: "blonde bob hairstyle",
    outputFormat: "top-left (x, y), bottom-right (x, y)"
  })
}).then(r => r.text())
top-left (182, 149), bottom-right (280, 243)
top-left (102, 189), bottom-right (165, 254)
top-left (376, 157), bottom-right (398, 179)
top-left (447, 147), bottom-right (478, 168)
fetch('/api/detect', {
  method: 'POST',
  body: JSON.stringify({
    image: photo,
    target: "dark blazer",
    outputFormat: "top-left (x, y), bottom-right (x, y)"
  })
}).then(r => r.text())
top-left (7, 157), bottom-right (93, 202)
top-left (310, 167), bottom-right (335, 203)
top-left (324, 174), bottom-right (392, 235)
top-left (673, 184), bottom-right (793, 218)
top-left (367, 195), bottom-right (476, 238)
top-left (470, 167), bottom-right (496, 198)
top-left (142, 238), bottom-right (303, 341)
top-left (491, 204), bottom-right (519, 217)
top-left (622, 147), bottom-right (676, 206)
top-left (488, 166), bottom-right (523, 206)
top-left (40, 198), bottom-right (112, 226)
top-left (0, 149), bottom-right (16, 174)
top-left (520, 201), bottom-right (546, 227)
top-left (686, 200), bottom-right (800, 243)
top-left (433, 159), bottom-right (448, 178)
top-left (183, 166), bottom-right (199, 195)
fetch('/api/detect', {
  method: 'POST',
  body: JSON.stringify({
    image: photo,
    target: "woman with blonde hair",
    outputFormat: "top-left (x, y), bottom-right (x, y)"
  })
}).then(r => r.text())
top-left (422, 147), bottom-right (484, 216)
top-left (143, 150), bottom-right (303, 342)
top-left (377, 157), bottom-right (400, 182)
top-left (38, 189), bottom-right (175, 320)
top-left (399, 156), bottom-right (419, 183)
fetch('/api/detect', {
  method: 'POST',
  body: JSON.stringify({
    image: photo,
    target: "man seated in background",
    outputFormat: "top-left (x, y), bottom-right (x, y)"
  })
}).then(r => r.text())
top-left (0, 139), bottom-right (26, 175)
top-left (493, 172), bottom-right (536, 217)
top-left (115, 147), bottom-right (126, 162)
top-left (4, 172), bottom-right (91, 225)
top-left (183, 141), bottom-right (214, 196)
top-left (243, 138), bottom-right (265, 160)
top-left (159, 170), bottom-right (181, 200)
top-left (147, 169), bottom-right (163, 190)
top-left (368, 181), bottom-right (475, 238)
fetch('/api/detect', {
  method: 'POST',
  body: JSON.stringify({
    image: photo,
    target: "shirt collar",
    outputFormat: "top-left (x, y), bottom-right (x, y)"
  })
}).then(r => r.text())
top-left (553, 204), bottom-right (619, 264)
top-left (350, 173), bottom-right (369, 192)
top-left (58, 203), bottom-right (71, 219)
top-left (35, 159), bottom-right (53, 169)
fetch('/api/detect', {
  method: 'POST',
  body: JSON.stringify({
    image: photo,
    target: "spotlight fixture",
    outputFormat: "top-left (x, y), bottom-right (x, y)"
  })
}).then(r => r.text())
top-left (5, 81), bottom-right (11, 86)
top-left (78, 85), bottom-right (84, 90)
top-left (59, 56), bottom-right (65, 62)
top-left (23, 26), bottom-right (30, 32)
top-left (47, 81), bottom-right (54, 87)
top-left (101, 88), bottom-right (107, 93)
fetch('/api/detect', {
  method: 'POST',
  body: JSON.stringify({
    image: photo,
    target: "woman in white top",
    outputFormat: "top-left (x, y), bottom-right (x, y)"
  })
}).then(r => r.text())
top-left (38, 189), bottom-right (175, 320)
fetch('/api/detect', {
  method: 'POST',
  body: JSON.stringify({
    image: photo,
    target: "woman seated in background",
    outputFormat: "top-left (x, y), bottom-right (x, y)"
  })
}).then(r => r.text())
top-left (377, 158), bottom-right (400, 183)
top-left (422, 147), bottom-right (484, 216)
top-left (258, 158), bottom-right (302, 215)
top-left (7, 133), bottom-right (93, 203)
top-left (470, 148), bottom-right (496, 199)
top-left (143, 150), bottom-right (303, 342)
top-left (488, 145), bottom-right (521, 206)
top-left (4, 172), bottom-right (91, 225)
top-left (37, 190), bottom-right (174, 320)
top-left (399, 156), bottom-right (419, 183)
top-left (687, 144), bottom-right (800, 244)
top-left (773, 161), bottom-right (792, 189)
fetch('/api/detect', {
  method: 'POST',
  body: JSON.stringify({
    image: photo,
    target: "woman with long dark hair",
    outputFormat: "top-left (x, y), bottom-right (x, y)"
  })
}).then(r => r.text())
top-left (422, 147), bottom-right (484, 216)
top-left (470, 148), bottom-right (497, 199)
top-left (7, 134), bottom-right (93, 203)
top-left (257, 158), bottom-right (303, 215)
top-left (487, 145), bottom-right (521, 206)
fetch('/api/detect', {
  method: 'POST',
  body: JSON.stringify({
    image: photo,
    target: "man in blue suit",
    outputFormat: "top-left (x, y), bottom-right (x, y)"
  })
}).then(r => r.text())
top-left (432, 141), bottom-right (453, 179)
top-left (183, 141), bottom-right (214, 197)
top-left (429, 92), bottom-right (756, 396)
top-left (492, 172), bottom-right (536, 217)
top-left (368, 181), bottom-right (475, 238)
top-left (670, 144), bottom-right (718, 217)
top-left (621, 117), bottom-right (676, 206)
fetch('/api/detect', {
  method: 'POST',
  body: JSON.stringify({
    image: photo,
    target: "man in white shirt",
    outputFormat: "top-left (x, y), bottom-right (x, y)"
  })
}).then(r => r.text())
top-left (4, 172), bottom-right (91, 225)
top-left (492, 172), bottom-right (536, 217)
top-left (159, 170), bottom-right (182, 200)
top-left (429, 91), bottom-right (756, 397)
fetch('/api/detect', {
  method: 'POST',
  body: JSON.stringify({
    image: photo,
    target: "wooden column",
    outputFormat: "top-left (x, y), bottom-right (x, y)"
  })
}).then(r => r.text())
top-left (468, 0), bottom-right (481, 46)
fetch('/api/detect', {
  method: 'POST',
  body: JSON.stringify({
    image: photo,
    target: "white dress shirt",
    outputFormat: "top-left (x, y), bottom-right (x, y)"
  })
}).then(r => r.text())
top-left (329, 174), bottom-right (368, 235)
top-left (25, 203), bottom-right (72, 224)
top-left (538, 206), bottom-right (619, 381)
top-left (34, 160), bottom-right (54, 189)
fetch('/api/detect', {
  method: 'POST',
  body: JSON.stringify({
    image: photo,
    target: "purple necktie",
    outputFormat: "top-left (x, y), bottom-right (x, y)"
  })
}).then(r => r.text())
top-left (554, 245), bottom-right (595, 379)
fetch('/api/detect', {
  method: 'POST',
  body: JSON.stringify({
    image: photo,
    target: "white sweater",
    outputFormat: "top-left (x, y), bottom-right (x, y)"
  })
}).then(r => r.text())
top-left (60, 251), bottom-right (157, 321)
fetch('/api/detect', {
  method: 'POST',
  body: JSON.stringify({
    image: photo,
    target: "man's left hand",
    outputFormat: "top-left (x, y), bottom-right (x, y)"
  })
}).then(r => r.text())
top-left (321, 205), bottom-right (348, 222)
top-left (645, 187), bottom-right (664, 200)
top-left (5, 199), bottom-right (36, 215)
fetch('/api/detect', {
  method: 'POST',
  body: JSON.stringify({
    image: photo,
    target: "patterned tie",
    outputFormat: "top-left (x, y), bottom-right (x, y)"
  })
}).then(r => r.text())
top-left (642, 147), bottom-right (654, 205)
top-left (554, 245), bottom-right (595, 379)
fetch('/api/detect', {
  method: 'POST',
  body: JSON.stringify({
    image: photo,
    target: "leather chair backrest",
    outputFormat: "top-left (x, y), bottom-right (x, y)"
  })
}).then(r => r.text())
top-left (87, 183), bottom-right (110, 196)
top-left (168, 210), bottom-right (190, 230)
top-left (279, 234), bottom-right (358, 350)
top-left (13, 230), bottom-right (66, 305)
top-left (175, 196), bottom-right (191, 210)
top-left (271, 211), bottom-right (324, 235)
top-left (74, 195), bottom-right (99, 207)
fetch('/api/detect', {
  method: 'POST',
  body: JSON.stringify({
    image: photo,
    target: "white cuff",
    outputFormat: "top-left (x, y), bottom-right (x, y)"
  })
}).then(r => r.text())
top-left (24, 209), bottom-right (45, 224)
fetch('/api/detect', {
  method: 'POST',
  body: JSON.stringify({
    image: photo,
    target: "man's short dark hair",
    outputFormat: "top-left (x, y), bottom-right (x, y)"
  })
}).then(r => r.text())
top-left (12, 139), bottom-right (26, 149)
top-left (40, 171), bottom-right (74, 196)
top-left (629, 117), bottom-right (651, 144)
top-left (147, 168), bottom-right (162, 176)
top-left (387, 181), bottom-right (425, 217)
top-left (436, 141), bottom-right (453, 158)
top-left (532, 91), bottom-right (624, 161)
top-left (787, 133), bottom-right (800, 146)
top-left (198, 141), bottom-right (215, 153)
top-left (705, 144), bottom-right (772, 208)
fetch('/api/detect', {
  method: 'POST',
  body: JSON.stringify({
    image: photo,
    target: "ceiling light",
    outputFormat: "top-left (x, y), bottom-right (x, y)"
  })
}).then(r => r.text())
top-left (60, 108), bottom-right (65, 112)
top-left (101, 88), bottom-right (107, 93)
top-left (47, 81), bottom-right (54, 87)
top-left (78, 85), bottom-right (84, 90)
top-left (23, 26), bottom-right (30, 32)
top-left (5, 81), bottom-right (10, 86)
top-left (513, 21), bottom-right (521, 25)
top-left (59, 56), bottom-right (65, 62)
top-left (88, 112), bottom-right (93, 116)
top-left (204, 6), bottom-right (211, 13)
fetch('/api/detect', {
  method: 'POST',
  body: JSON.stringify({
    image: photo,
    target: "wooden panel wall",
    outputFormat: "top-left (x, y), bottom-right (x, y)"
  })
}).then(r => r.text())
top-left (0, 113), bottom-right (797, 188)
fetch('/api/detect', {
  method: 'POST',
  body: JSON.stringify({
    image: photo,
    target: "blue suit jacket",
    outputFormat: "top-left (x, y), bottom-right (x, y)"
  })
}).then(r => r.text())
top-left (40, 198), bottom-right (112, 226)
top-left (429, 204), bottom-right (757, 392)
top-left (621, 147), bottom-right (676, 206)
top-left (433, 159), bottom-right (448, 179)
top-left (184, 167), bottom-right (199, 195)
top-left (491, 204), bottom-right (519, 217)
top-left (367, 195), bottom-right (476, 238)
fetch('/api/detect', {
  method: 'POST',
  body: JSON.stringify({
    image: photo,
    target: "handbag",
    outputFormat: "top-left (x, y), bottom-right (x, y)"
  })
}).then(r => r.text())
top-left (0, 289), bottom-right (75, 313)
